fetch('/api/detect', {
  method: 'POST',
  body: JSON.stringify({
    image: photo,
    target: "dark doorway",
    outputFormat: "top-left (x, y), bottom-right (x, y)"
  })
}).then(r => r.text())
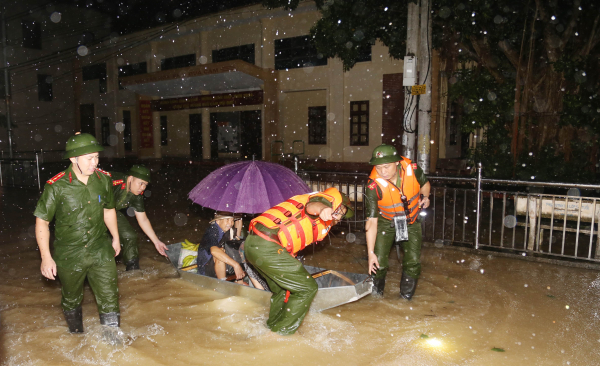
top-left (210, 112), bottom-right (239, 159)
top-left (122, 110), bottom-right (132, 151)
top-left (80, 104), bottom-right (95, 136)
top-left (240, 110), bottom-right (262, 160)
top-left (382, 73), bottom-right (404, 152)
top-left (189, 113), bottom-right (202, 160)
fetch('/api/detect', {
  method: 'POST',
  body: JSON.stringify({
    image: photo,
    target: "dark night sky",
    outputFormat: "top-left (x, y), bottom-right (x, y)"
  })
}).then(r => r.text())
top-left (67, 0), bottom-right (262, 34)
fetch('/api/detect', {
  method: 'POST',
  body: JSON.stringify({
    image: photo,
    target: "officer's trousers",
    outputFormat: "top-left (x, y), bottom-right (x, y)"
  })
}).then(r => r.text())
top-left (57, 245), bottom-right (120, 314)
top-left (116, 211), bottom-right (138, 263)
top-left (373, 217), bottom-right (423, 280)
top-left (244, 234), bottom-right (318, 335)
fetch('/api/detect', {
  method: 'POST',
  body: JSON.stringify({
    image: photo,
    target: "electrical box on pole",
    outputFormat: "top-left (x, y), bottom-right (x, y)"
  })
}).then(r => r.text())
top-left (403, 56), bottom-right (417, 86)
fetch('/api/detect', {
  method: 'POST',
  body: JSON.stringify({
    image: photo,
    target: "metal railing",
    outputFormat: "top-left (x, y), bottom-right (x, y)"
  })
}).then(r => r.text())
top-left (0, 154), bottom-right (41, 190)
top-left (298, 165), bottom-right (600, 264)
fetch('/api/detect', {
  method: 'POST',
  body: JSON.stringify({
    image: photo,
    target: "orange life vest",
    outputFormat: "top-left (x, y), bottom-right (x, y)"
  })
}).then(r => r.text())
top-left (250, 188), bottom-right (343, 254)
top-left (369, 157), bottom-right (421, 224)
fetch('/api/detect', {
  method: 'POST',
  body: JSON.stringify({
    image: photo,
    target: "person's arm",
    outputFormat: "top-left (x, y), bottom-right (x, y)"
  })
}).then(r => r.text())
top-left (306, 201), bottom-right (334, 221)
top-left (36, 217), bottom-right (56, 280)
top-left (419, 181), bottom-right (431, 209)
top-left (135, 211), bottom-right (168, 257)
top-left (104, 208), bottom-right (121, 256)
top-left (210, 246), bottom-right (245, 279)
top-left (365, 218), bottom-right (379, 275)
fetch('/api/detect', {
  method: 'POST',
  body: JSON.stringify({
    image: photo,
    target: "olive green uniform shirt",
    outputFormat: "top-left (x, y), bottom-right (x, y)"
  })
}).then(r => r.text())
top-left (34, 164), bottom-right (116, 268)
top-left (365, 163), bottom-right (428, 220)
top-left (110, 172), bottom-right (145, 212)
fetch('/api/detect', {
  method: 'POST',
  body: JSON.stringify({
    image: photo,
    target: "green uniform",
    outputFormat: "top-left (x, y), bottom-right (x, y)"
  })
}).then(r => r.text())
top-left (34, 164), bottom-right (119, 314)
top-left (365, 166), bottom-right (428, 280)
top-left (110, 172), bottom-right (145, 264)
top-left (245, 196), bottom-right (332, 335)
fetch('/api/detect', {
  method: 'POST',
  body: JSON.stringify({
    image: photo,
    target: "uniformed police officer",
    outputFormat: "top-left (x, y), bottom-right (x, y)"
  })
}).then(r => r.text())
top-left (34, 133), bottom-right (122, 333)
top-left (245, 187), bottom-right (354, 335)
top-left (110, 165), bottom-right (168, 270)
top-left (365, 144), bottom-right (431, 300)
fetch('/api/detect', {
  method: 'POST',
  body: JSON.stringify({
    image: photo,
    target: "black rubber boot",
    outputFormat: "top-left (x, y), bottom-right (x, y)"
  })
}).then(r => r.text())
top-left (99, 312), bottom-right (122, 346)
top-left (63, 306), bottom-right (84, 333)
top-left (125, 258), bottom-right (140, 271)
top-left (372, 277), bottom-right (386, 296)
top-left (399, 272), bottom-right (418, 300)
top-left (99, 312), bottom-right (120, 327)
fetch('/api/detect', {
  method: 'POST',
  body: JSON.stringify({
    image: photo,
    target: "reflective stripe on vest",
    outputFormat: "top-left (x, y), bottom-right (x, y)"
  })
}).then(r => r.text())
top-left (250, 188), bottom-right (342, 254)
top-left (369, 157), bottom-right (421, 224)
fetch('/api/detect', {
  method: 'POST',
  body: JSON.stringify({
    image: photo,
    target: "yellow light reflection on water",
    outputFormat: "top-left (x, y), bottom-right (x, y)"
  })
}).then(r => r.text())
top-left (426, 338), bottom-right (443, 347)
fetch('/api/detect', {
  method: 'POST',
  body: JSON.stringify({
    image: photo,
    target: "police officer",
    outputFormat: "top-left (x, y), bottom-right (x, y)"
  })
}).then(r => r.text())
top-left (365, 144), bottom-right (430, 300)
top-left (110, 165), bottom-right (168, 270)
top-left (245, 187), bottom-right (354, 335)
top-left (34, 133), bottom-right (121, 333)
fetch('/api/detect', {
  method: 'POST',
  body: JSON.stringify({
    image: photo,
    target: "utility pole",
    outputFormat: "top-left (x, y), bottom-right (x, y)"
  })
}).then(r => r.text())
top-left (402, 1), bottom-right (419, 161)
top-left (1, 12), bottom-right (13, 158)
top-left (417, 0), bottom-right (432, 173)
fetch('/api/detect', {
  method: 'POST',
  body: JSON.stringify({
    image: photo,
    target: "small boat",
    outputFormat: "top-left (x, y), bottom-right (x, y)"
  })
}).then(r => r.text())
top-left (166, 243), bottom-right (372, 312)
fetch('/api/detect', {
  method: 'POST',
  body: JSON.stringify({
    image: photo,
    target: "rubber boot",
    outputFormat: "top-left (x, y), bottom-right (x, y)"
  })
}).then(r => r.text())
top-left (99, 312), bottom-right (122, 346)
top-left (399, 272), bottom-right (418, 300)
top-left (63, 306), bottom-right (84, 334)
top-left (372, 277), bottom-right (386, 296)
top-left (125, 258), bottom-right (140, 271)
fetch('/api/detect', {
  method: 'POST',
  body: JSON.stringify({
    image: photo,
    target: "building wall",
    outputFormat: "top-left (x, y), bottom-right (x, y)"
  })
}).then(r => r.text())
top-left (2, 1), bottom-right (438, 166)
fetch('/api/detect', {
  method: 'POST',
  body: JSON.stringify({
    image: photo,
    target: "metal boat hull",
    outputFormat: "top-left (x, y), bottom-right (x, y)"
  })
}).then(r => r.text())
top-left (166, 243), bottom-right (372, 312)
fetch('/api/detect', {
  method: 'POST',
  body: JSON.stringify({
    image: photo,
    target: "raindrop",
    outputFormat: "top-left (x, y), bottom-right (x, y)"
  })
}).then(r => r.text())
top-left (503, 215), bottom-right (517, 228)
top-left (126, 207), bottom-right (136, 217)
top-left (115, 122), bottom-right (125, 132)
top-left (173, 9), bottom-right (183, 18)
top-left (117, 58), bottom-right (125, 66)
top-left (108, 135), bottom-right (118, 146)
top-left (434, 239), bottom-right (444, 248)
top-left (567, 188), bottom-right (580, 197)
top-left (199, 55), bottom-right (208, 64)
top-left (34, 134), bottom-right (42, 142)
top-left (174, 213), bottom-right (188, 226)
top-left (77, 45), bottom-right (88, 56)
top-left (352, 30), bottom-right (364, 41)
top-left (54, 124), bottom-right (62, 133)
top-left (494, 15), bottom-right (503, 24)
top-left (346, 233), bottom-right (356, 243)
top-left (487, 91), bottom-right (497, 101)
top-left (327, 112), bottom-right (336, 121)
top-left (144, 190), bottom-right (152, 198)
top-left (345, 41), bottom-right (353, 49)
top-left (50, 12), bottom-right (62, 23)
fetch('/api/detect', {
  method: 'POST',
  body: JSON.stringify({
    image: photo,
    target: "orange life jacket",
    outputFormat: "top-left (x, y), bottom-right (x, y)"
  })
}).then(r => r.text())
top-left (369, 157), bottom-right (421, 224)
top-left (250, 188), bottom-right (343, 254)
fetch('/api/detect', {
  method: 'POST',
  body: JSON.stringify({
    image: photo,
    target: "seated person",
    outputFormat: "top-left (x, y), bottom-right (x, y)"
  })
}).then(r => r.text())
top-left (197, 212), bottom-right (245, 283)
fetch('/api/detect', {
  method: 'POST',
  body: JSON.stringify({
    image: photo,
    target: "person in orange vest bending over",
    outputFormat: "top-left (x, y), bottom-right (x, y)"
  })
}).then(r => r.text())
top-left (365, 144), bottom-right (431, 300)
top-left (244, 187), bottom-right (354, 335)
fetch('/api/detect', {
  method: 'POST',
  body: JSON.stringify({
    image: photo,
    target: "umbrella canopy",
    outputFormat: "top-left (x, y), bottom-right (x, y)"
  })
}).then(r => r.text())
top-left (188, 160), bottom-right (311, 214)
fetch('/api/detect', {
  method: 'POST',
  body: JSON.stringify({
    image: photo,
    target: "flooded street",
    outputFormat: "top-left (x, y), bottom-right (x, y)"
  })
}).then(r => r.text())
top-left (2, 174), bottom-right (600, 366)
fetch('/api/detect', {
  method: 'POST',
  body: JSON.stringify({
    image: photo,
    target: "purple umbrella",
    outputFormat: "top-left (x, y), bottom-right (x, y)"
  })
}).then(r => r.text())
top-left (188, 161), bottom-right (311, 214)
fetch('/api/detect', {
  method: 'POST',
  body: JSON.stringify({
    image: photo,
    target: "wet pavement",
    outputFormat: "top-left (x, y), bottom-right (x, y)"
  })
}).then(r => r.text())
top-left (1, 164), bottom-right (600, 365)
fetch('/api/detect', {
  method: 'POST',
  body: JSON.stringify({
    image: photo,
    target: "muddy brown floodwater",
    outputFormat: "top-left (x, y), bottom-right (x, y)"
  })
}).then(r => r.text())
top-left (1, 182), bottom-right (600, 366)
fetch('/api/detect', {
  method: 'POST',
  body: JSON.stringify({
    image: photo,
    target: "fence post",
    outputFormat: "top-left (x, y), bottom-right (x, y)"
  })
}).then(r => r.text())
top-left (475, 162), bottom-right (482, 249)
top-left (36, 153), bottom-right (41, 191)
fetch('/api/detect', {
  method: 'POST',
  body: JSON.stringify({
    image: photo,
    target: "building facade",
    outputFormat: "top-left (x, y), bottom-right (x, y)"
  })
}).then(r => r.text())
top-left (1, 1), bottom-right (460, 167)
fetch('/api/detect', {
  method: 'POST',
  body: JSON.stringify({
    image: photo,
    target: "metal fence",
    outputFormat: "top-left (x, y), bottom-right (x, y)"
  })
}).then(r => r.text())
top-left (0, 154), bottom-right (41, 190)
top-left (298, 165), bottom-right (600, 264)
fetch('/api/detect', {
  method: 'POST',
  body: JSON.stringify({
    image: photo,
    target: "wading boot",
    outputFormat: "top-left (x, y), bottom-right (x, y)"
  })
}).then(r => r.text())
top-left (399, 272), bottom-right (418, 300)
top-left (372, 277), bottom-right (386, 296)
top-left (99, 312), bottom-right (122, 346)
top-left (125, 258), bottom-right (140, 271)
top-left (63, 306), bottom-right (83, 334)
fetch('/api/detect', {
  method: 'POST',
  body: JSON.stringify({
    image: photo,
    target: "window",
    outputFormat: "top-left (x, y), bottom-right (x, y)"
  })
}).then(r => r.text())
top-left (0, 73), bottom-right (6, 98)
top-left (308, 106), bottom-right (326, 145)
top-left (82, 63), bottom-right (107, 93)
top-left (22, 20), bottom-right (41, 49)
top-left (274, 35), bottom-right (327, 70)
top-left (80, 104), bottom-right (95, 136)
top-left (160, 116), bottom-right (168, 146)
top-left (37, 74), bottom-right (52, 102)
top-left (123, 110), bottom-right (132, 151)
top-left (101, 117), bottom-right (110, 146)
top-left (212, 44), bottom-right (255, 64)
top-left (161, 54), bottom-right (196, 71)
top-left (350, 101), bottom-right (369, 146)
top-left (118, 62), bottom-right (147, 89)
